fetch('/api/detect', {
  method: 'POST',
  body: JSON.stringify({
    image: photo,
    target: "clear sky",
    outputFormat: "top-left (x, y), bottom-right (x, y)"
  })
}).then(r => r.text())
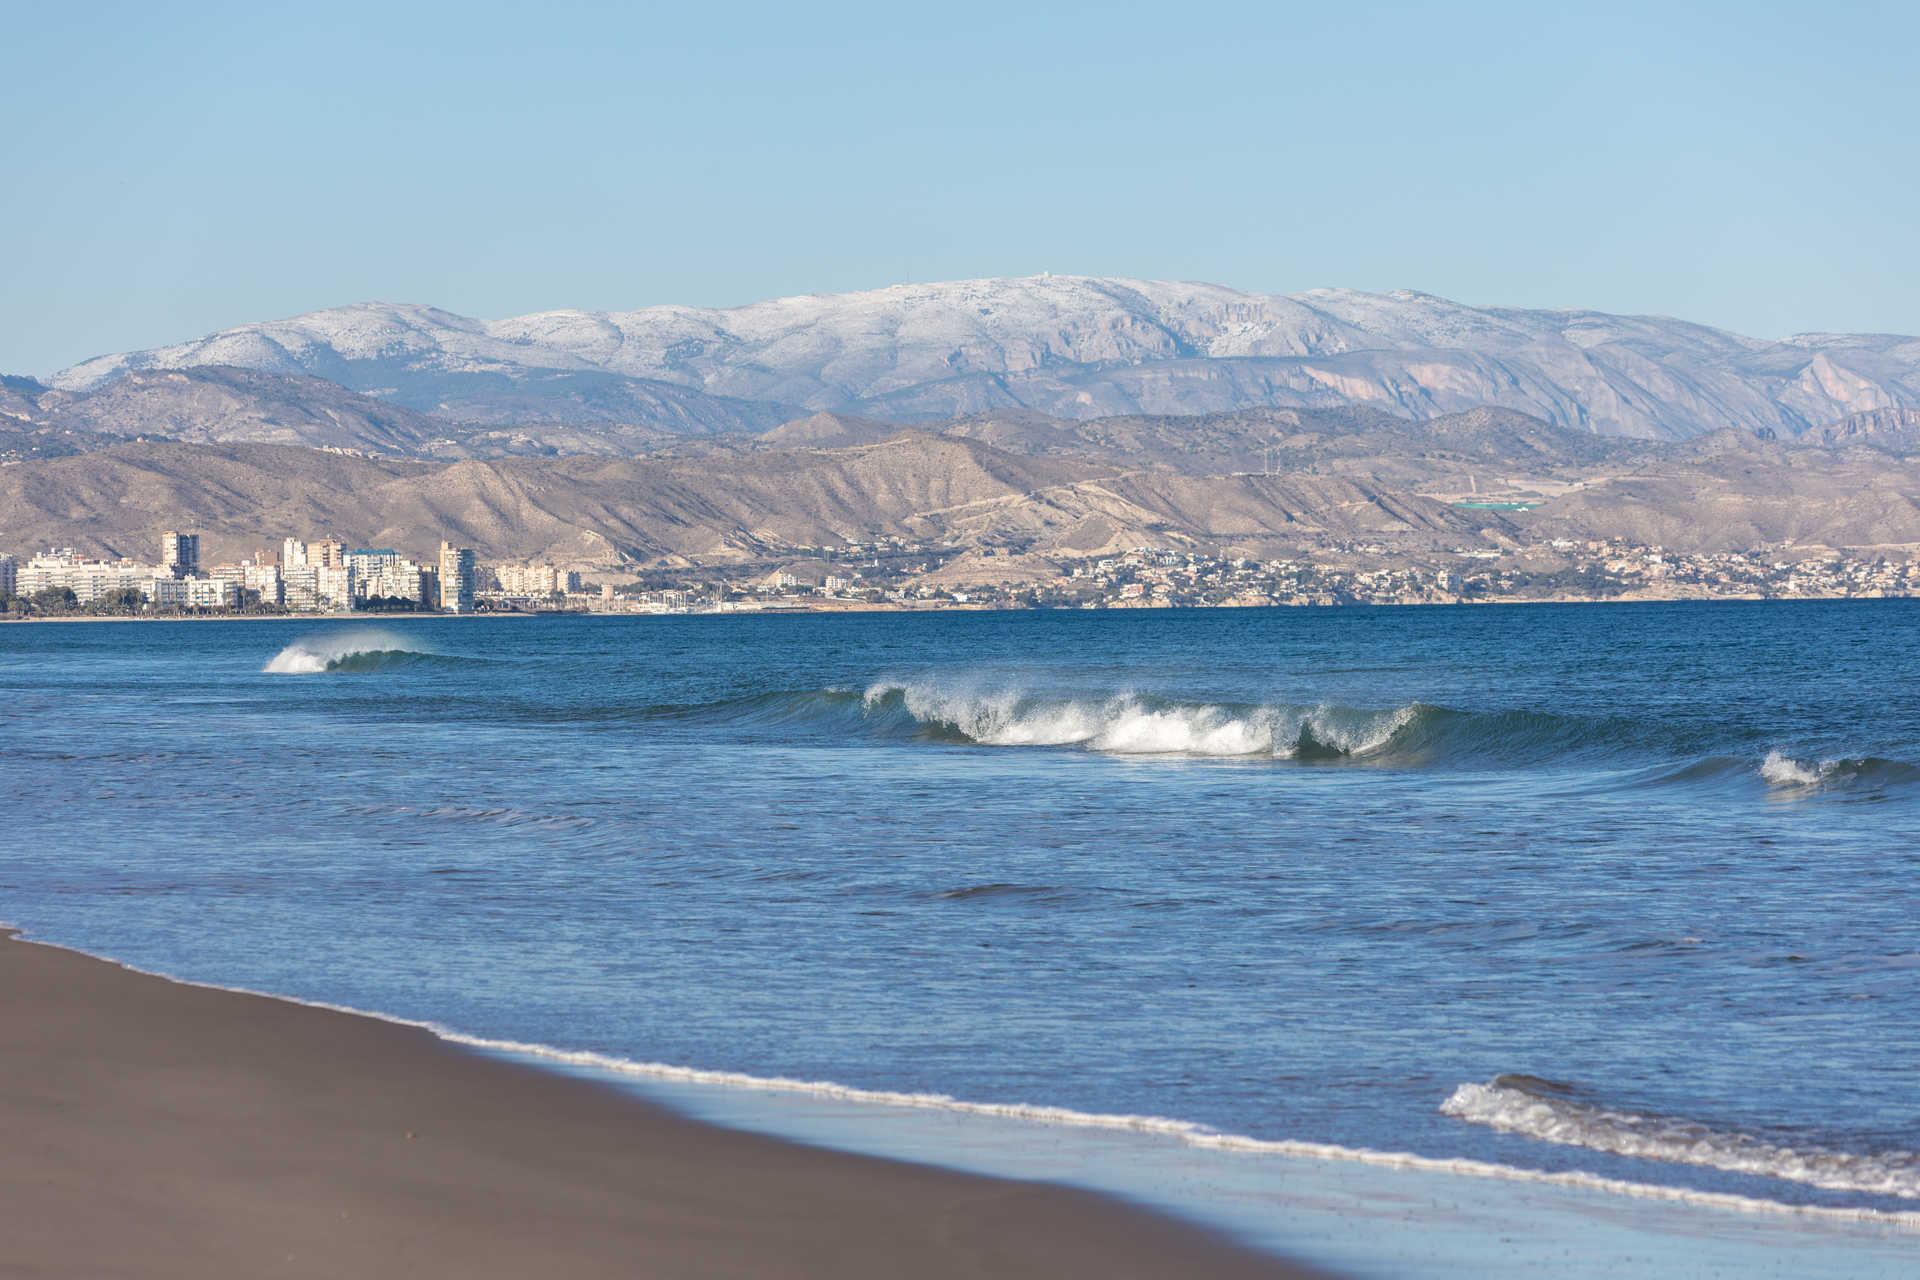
top-left (5, 1), bottom-right (1917, 376)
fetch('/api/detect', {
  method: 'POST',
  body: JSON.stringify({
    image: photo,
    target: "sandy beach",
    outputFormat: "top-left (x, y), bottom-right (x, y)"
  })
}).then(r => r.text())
top-left (0, 932), bottom-right (1320, 1278)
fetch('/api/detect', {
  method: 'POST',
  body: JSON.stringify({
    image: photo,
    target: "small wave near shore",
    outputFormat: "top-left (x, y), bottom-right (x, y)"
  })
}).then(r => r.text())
top-left (1443, 1075), bottom-right (1920, 1201)
top-left (47, 940), bottom-right (1920, 1228)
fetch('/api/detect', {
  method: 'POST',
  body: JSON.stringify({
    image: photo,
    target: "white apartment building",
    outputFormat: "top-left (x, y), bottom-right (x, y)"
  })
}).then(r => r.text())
top-left (244, 563), bottom-right (283, 606)
top-left (314, 564), bottom-right (353, 609)
top-left (279, 564), bottom-right (354, 611)
top-left (366, 561), bottom-right (429, 603)
top-left (347, 549), bottom-right (430, 604)
top-left (495, 563), bottom-right (560, 595)
top-left (147, 576), bottom-right (241, 609)
top-left (282, 567), bottom-right (322, 612)
top-left (16, 549), bottom-right (159, 604)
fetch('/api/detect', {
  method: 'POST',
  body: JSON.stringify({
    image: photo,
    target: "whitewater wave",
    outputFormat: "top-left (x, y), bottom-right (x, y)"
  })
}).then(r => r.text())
top-left (1443, 1075), bottom-right (1920, 1201)
top-left (1758, 750), bottom-right (1920, 791)
top-left (1761, 750), bottom-right (1840, 788)
top-left (9, 933), bottom-right (1918, 1229)
top-left (263, 629), bottom-right (437, 675)
top-left (864, 682), bottom-right (1420, 759)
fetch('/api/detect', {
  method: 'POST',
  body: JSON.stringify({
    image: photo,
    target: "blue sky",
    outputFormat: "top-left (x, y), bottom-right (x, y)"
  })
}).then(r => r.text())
top-left (4, 1), bottom-right (1916, 375)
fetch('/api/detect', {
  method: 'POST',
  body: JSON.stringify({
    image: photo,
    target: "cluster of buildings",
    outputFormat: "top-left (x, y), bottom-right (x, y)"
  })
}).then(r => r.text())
top-left (492, 562), bottom-right (583, 597)
top-left (10, 528), bottom-right (1920, 619)
top-left (0, 533), bottom-right (479, 615)
top-left (999, 543), bottom-right (1920, 608)
top-left (609, 539), bottom-right (1920, 613)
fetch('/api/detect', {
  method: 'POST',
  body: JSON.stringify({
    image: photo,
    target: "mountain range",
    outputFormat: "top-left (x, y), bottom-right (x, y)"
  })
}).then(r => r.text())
top-left (35, 277), bottom-right (1920, 445)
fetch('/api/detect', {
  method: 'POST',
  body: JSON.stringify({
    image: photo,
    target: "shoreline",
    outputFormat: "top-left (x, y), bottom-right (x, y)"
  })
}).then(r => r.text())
top-left (1, 591), bottom-right (1914, 626)
top-left (0, 930), bottom-right (1320, 1279)
top-left (0, 610), bottom-right (531, 624)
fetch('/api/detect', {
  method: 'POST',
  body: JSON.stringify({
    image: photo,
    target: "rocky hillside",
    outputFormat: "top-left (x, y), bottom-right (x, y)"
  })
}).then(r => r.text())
top-left (7, 411), bottom-right (1919, 575)
top-left (1786, 407), bottom-right (1920, 452)
top-left (46, 277), bottom-right (1920, 441)
top-left (0, 433), bottom-right (1513, 570)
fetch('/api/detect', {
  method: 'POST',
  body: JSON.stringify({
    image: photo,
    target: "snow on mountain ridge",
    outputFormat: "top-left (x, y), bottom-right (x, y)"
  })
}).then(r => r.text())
top-left (47, 277), bottom-right (1920, 440)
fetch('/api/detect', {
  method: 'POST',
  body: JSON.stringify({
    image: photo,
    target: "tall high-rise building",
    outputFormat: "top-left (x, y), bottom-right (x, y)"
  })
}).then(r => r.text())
top-left (438, 542), bottom-right (475, 614)
top-left (281, 538), bottom-right (309, 569)
top-left (161, 531), bottom-right (200, 578)
top-left (0, 553), bottom-right (16, 598)
top-left (312, 538), bottom-right (345, 568)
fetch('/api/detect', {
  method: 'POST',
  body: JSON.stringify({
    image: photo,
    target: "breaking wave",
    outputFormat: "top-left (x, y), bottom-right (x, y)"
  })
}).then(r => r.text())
top-left (1758, 750), bottom-right (1920, 791)
top-left (620, 683), bottom-right (1920, 782)
top-left (864, 683), bottom-right (1426, 759)
top-left (1443, 1075), bottom-right (1920, 1200)
top-left (263, 629), bottom-right (441, 675)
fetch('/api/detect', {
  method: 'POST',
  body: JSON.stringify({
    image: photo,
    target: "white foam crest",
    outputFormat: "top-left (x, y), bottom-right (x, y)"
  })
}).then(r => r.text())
top-left (1443, 1080), bottom-right (1920, 1201)
top-left (869, 682), bottom-right (1423, 759)
top-left (1088, 704), bottom-right (1274, 755)
top-left (263, 628), bottom-right (429, 674)
top-left (11, 933), bottom-right (1920, 1231)
top-left (1759, 750), bottom-right (1835, 788)
top-left (1293, 702), bottom-right (1421, 757)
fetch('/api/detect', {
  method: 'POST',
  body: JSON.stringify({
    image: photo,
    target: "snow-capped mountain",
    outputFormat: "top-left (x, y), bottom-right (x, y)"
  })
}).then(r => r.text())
top-left (49, 277), bottom-right (1920, 439)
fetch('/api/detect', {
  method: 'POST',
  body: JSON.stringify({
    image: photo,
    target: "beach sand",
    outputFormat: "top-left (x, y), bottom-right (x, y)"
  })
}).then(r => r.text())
top-left (0, 932), bottom-right (1323, 1278)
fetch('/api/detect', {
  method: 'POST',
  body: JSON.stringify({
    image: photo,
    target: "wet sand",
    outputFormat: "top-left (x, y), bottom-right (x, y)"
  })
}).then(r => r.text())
top-left (0, 932), bottom-right (1325, 1278)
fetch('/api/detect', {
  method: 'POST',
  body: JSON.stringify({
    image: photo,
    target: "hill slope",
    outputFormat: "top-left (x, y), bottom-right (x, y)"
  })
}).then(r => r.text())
top-left (0, 434), bottom-right (1513, 570)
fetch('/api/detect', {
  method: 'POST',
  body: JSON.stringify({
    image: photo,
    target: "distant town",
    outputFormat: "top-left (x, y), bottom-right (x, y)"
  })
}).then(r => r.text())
top-left (4, 527), bottom-right (1920, 621)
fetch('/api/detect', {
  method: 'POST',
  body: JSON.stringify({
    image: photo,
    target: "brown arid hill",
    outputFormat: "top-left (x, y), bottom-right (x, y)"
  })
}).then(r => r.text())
top-left (0, 444), bottom-right (433, 564)
top-left (1523, 432), bottom-right (1920, 553)
top-left (0, 432), bottom-right (1515, 571)
top-left (0, 376), bottom-right (46, 423)
top-left (753, 411), bottom-right (904, 449)
top-left (915, 469), bottom-right (1509, 555)
top-left (7, 413), bottom-right (1920, 575)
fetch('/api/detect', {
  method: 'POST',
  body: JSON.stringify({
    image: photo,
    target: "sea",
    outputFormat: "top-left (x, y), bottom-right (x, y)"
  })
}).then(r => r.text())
top-left (2, 603), bottom-right (1917, 1276)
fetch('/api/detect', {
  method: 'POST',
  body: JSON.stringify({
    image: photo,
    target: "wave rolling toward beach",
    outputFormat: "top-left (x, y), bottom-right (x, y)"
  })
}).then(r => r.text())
top-left (263, 629), bottom-right (440, 674)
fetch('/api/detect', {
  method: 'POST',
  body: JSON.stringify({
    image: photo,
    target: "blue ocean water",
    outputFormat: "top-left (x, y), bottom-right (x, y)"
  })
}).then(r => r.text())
top-left (2, 604), bottom-right (1917, 1268)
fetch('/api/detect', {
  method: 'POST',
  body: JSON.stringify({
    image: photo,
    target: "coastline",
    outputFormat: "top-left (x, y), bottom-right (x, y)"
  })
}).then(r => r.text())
top-left (0, 589), bottom-right (1910, 625)
top-left (0, 931), bottom-right (1320, 1279)
top-left (0, 611), bottom-right (532, 624)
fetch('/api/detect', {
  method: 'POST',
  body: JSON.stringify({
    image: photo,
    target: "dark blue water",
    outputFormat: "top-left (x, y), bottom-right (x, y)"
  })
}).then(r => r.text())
top-left (3, 603), bottom-right (1918, 1224)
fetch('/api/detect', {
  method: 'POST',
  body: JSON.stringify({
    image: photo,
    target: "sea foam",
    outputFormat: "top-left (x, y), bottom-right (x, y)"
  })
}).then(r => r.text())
top-left (1443, 1075), bottom-right (1920, 1200)
top-left (1760, 750), bottom-right (1832, 788)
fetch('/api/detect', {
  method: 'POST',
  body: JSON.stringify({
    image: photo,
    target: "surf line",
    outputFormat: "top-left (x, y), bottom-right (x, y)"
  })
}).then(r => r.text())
top-left (10, 929), bottom-right (1918, 1231)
